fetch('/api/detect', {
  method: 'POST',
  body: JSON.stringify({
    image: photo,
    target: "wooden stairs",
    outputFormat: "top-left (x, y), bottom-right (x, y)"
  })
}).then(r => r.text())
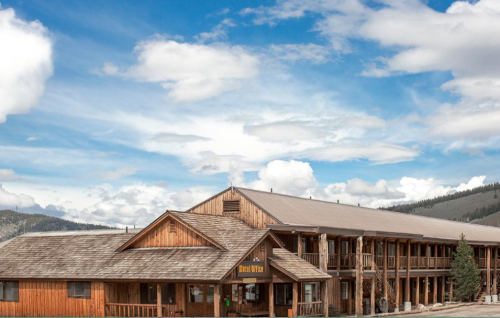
top-left (362, 262), bottom-right (397, 313)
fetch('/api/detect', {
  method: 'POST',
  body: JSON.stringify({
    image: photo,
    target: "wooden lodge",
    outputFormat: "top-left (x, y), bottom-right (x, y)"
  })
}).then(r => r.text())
top-left (1, 186), bottom-right (500, 317)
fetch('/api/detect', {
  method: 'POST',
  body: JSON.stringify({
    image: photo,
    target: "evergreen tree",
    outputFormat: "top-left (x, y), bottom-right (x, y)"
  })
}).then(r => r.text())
top-left (450, 234), bottom-right (481, 301)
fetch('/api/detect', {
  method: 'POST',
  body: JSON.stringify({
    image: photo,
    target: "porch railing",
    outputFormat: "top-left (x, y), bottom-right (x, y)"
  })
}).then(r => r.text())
top-left (328, 254), bottom-right (337, 268)
top-left (302, 253), bottom-right (319, 267)
top-left (298, 301), bottom-right (322, 317)
top-left (106, 303), bottom-right (158, 317)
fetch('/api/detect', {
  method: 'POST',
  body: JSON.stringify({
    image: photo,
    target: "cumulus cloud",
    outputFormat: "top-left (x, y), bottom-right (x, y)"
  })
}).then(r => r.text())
top-left (0, 7), bottom-right (53, 123)
top-left (194, 18), bottom-right (236, 43)
top-left (103, 38), bottom-right (259, 102)
top-left (0, 184), bottom-right (35, 208)
top-left (268, 43), bottom-right (333, 63)
top-left (0, 169), bottom-right (21, 181)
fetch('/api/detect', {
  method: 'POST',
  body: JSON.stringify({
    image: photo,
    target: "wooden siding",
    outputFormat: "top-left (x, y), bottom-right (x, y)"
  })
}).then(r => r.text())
top-left (0, 281), bottom-right (105, 317)
top-left (187, 189), bottom-right (279, 229)
top-left (131, 219), bottom-right (213, 248)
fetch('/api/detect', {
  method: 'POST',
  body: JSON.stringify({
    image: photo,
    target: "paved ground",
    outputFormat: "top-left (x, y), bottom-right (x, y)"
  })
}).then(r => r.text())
top-left (410, 305), bottom-right (500, 317)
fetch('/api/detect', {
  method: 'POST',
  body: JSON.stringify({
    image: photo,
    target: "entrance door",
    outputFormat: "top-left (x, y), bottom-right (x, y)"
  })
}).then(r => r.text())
top-left (188, 284), bottom-right (215, 317)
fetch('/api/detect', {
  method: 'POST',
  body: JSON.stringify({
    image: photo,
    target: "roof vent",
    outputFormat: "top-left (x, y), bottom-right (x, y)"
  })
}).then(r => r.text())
top-left (337, 200), bottom-right (339, 203)
top-left (358, 203), bottom-right (360, 207)
top-left (223, 200), bottom-right (240, 214)
top-left (309, 196), bottom-right (312, 199)
top-left (270, 188), bottom-right (273, 193)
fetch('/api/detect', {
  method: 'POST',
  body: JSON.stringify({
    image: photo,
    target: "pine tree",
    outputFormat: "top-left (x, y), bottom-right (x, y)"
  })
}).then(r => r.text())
top-left (450, 234), bottom-right (481, 301)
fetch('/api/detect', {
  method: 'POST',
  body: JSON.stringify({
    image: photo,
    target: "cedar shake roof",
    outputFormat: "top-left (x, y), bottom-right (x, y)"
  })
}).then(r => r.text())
top-left (0, 212), bottom-right (322, 282)
top-left (268, 249), bottom-right (331, 281)
top-left (235, 187), bottom-right (500, 245)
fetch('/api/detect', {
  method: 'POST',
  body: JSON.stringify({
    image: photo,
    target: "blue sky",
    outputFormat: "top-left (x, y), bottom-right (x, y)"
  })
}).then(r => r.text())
top-left (1, 0), bottom-right (500, 226)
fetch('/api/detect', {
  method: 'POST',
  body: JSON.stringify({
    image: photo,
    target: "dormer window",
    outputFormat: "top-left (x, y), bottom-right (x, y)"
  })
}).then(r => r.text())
top-left (223, 200), bottom-right (240, 214)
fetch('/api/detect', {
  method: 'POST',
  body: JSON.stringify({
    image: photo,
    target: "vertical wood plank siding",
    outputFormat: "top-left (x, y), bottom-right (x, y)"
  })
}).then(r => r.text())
top-left (0, 281), bottom-right (105, 317)
top-left (187, 189), bottom-right (279, 229)
top-left (131, 219), bottom-right (212, 248)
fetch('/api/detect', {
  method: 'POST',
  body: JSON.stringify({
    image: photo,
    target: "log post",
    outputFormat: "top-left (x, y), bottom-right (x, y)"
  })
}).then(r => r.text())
top-left (433, 277), bottom-right (438, 304)
top-left (441, 277), bottom-right (445, 303)
top-left (405, 241), bottom-right (411, 304)
top-left (415, 277), bottom-right (420, 305)
top-left (371, 239), bottom-right (375, 271)
top-left (371, 278), bottom-right (376, 316)
top-left (395, 239), bottom-right (400, 312)
top-left (417, 244), bottom-right (421, 269)
top-left (434, 244), bottom-right (438, 269)
top-left (449, 279), bottom-right (454, 302)
top-left (487, 246), bottom-right (491, 295)
top-left (383, 239), bottom-right (388, 299)
top-left (355, 236), bottom-right (364, 317)
top-left (424, 276), bottom-right (429, 305)
top-left (337, 236), bottom-right (342, 270)
top-left (494, 248), bottom-right (498, 296)
top-left (319, 234), bottom-right (328, 273)
top-left (269, 283), bottom-right (274, 317)
top-left (292, 282), bottom-right (298, 317)
top-left (321, 280), bottom-right (329, 317)
top-left (214, 284), bottom-right (220, 318)
top-left (425, 243), bottom-right (429, 269)
top-left (298, 233), bottom-right (303, 259)
top-left (157, 283), bottom-right (162, 318)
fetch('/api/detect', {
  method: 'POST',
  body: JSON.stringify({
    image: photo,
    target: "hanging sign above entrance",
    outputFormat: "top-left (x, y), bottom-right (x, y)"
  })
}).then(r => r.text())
top-left (237, 261), bottom-right (265, 278)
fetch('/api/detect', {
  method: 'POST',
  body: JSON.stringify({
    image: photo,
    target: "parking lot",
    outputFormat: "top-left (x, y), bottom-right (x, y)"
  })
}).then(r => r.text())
top-left (410, 305), bottom-right (500, 317)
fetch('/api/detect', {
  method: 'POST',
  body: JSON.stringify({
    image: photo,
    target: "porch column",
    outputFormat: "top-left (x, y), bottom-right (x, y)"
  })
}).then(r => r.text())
top-left (337, 236), bottom-right (342, 270)
top-left (395, 239), bottom-right (400, 312)
top-left (405, 240), bottom-right (411, 308)
top-left (415, 277), bottom-right (420, 305)
top-left (370, 238), bottom-right (375, 271)
top-left (449, 279), bottom-right (454, 302)
top-left (371, 278), bottom-right (376, 315)
top-left (321, 280), bottom-right (329, 317)
top-left (425, 243), bottom-right (429, 269)
top-left (441, 277), bottom-right (445, 303)
top-left (355, 236), bottom-right (364, 317)
top-left (214, 284), bottom-right (220, 318)
top-left (319, 233), bottom-right (328, 272)
top-left (487, 247), bottom-right (491, 295)
top-left (292, 282), bottom-right (298, 317)
top-left (297, 233), bottom-right (303, 259)
top-left (417, 244), bottom-right (421, 269)
top-left (433, 277), bottom-right (438, 304)
top-left (494, 248), bottom-right (498, 296)
top-left (269, 283), bottom-right (274, 317)
top-left (434, 244), bottom-right (438, 270)
top-left (383, 239), bottom-right (388, 299)
top-left (424, 276), bottom-right (429, 305)
top-left (156, 283), bottom-right (162, 318)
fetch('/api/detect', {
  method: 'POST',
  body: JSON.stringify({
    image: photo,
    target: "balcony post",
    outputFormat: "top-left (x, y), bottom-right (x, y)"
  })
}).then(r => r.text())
top-left (337, 236), bottom-right (342, 270)
top-left (424, 276), bottom-right (429, 305)
top-left (395, 239), bottom-right (400, 312)
top-left (383, 239), bottom-right (388, 299)
top-left (370, 239), bottom-right (375, 271)
top-left (355, 236), bottom-right (364, 317)
top-left (493, 248), bottom-right (498, 295)
top-left (434, 244), bottom-right (438, 270)
top-left (433, 276), bottom-right (438, 304)
top-left (405, 240), bottom-right (411, 310)
top-left (319, 233), bottom-right (328, 273)
top-left (425, 243), bottom-right (429, 269)
top-left (297, 233), bottom-right (303, 259)
top-left (156, 283), bottom-right (162, 318)
top-left (371, 278), bottom-right (376, 315)
top-left (417, 244), bottom-right (421, 269)
top-left (487, 246), bottom-right (491, 295)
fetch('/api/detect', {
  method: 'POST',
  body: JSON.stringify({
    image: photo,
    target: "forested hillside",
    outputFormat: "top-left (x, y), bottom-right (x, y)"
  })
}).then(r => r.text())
top-left (385, 183), bottom-right (500, 227)
top-left (0, 209), bottom-right (112, 242)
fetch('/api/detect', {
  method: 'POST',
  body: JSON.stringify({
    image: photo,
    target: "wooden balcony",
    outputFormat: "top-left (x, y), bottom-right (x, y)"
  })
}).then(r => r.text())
top-left (298, 301), bottom-right (322, 317)
top-left (302, 253), bottom-right (319, 267)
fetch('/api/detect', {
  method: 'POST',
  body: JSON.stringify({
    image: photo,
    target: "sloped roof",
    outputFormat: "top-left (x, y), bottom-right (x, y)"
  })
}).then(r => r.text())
top-left (0, 212), bottom-right (273, 281)
top-left (269, 249), bottom-right (331, 281)
top-left (236, 187), bottom-right (500, 245)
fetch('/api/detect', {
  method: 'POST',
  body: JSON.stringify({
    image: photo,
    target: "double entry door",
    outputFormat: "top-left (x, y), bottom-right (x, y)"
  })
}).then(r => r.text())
top-left (188, 284), bottom-right (215, 317)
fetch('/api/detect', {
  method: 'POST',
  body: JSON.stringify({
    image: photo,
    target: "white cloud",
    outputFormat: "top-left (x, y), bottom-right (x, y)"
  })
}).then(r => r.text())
top-left (89, 166), bottom-right (138, 180)
top-left (0, 184), bottom-right (35, 208)
top-left (25, 136), bottom-right (40, 142)
top-left (194, 18), bottom-right (236, 43)
top-left (268, 43), bottom-right (332, 63)
top-left (0, 7), bottom-right (53, 123)
top-left (105, 38), bottom-right (259, 102)
top-left (0, 169), bottom-right (21, 181)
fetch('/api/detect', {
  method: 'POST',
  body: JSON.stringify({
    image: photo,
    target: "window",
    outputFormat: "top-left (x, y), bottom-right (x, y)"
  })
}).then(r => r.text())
top-left (328, 240), bottom-right (335, 255)
top-left (140, 283), bottom-right (176, 304)
top-left (304, 283), bottom-right (319, 302)
top-left (223, 200), bottom-right (240, 213)
top-left (275, 283), bottom-right (292, 306)
top-left (0, 281), bottom-right (19, 302)
top-left (244, 283), bottom-right (262, 302)
top-left (67, 282), bottom-right (91, 299)
top-left (189, 285), bottom-right (204, 303)
top-left (341, 282), bottom-right (348, 300)
top-left (207, 285), bottom-right (215, 303)
top-left (292, 236), bottom-right (307, 254)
